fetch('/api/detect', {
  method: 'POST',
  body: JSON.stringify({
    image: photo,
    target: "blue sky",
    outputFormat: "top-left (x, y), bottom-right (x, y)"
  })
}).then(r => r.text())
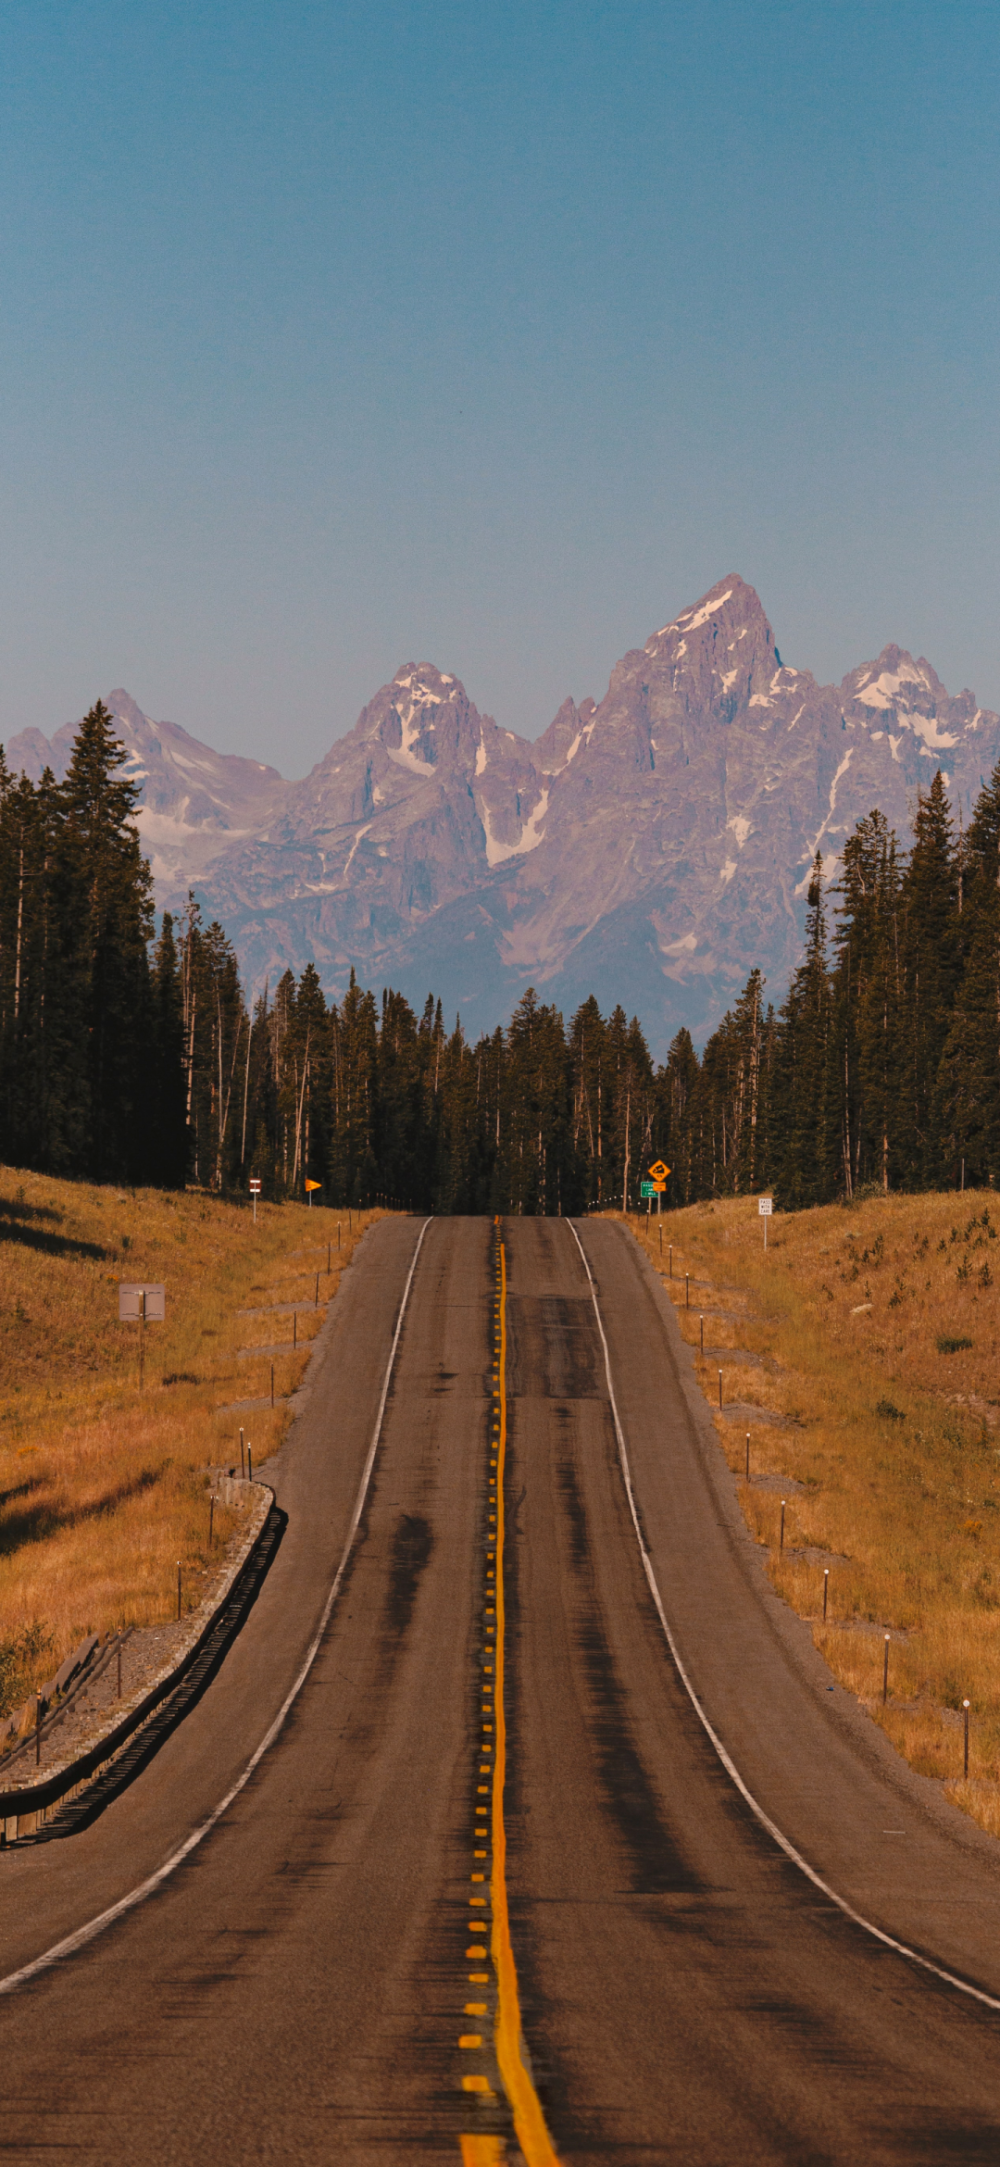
top-left (0, 1), bottom-right (996, 771)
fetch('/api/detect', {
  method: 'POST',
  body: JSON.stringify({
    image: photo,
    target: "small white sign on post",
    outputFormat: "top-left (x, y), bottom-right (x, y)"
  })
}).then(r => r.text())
top-left (118, 1283), bottom-right (165, 1391)
top-left (758, 1196), bottom-right (773, 1250)
top-left (249, 1177), bottom-right (262, 1223)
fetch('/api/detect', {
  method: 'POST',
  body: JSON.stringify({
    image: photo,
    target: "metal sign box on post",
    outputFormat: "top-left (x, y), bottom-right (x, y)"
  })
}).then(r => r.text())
top-left (118, 1283), bottom-right (166, 1321)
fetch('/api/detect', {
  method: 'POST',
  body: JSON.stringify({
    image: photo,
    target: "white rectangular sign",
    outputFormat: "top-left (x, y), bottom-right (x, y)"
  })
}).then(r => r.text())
top-left (249, 1179), bottom-right (262, 1195)
top-left (758, 1196), bottom-right (773, 1216)
top-left (118, 1283), bottom-right (165, 1321)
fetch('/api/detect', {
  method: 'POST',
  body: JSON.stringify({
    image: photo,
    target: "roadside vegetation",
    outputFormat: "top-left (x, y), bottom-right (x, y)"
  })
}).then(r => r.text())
top-left (0, 1167), bottom-right (378, 1710)
top-left (623, 1191), bottom-right (1000, 1841)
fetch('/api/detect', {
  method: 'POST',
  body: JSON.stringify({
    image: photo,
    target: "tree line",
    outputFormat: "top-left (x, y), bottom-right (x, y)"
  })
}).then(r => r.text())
top-left (675, 765), bottom-right (1000, 1209)
top-left (2, 702), bottom-right (997, 1210)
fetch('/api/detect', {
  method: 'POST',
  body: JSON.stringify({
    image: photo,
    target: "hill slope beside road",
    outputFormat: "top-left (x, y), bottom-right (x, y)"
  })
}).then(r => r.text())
top-left (4, 1218), bottom-right (1000, 2160)
top-left (8, 578), bottom-right (998, 1050)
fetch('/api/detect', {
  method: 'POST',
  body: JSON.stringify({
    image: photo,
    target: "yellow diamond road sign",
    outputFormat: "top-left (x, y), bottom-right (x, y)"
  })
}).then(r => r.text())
top-left (648, 1160), bottom-right (669, 1182)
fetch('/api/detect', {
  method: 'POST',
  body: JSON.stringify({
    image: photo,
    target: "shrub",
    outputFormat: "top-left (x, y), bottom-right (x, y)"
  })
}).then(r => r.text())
top-left (937, 1334), bottom-right (974, 1355)
top-left (0, 1623), bottom-right (53, 1719)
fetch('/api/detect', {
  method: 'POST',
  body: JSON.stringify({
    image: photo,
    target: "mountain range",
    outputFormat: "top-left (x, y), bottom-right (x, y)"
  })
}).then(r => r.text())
top-left (7, 576), bottom-right (998, 1055)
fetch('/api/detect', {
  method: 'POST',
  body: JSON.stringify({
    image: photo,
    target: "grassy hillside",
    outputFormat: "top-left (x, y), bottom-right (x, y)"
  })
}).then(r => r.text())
top-left (0, 1169), bottom-right (378, 1708)
top-left (624, 1192), bottom-right (1000, 1838)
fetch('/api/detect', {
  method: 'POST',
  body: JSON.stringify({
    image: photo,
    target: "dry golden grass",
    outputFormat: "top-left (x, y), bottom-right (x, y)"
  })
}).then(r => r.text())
top-left (0, 1169), bottom-right (381, 1704)
top-left (619, 1191), bottom-right (1000, 1841)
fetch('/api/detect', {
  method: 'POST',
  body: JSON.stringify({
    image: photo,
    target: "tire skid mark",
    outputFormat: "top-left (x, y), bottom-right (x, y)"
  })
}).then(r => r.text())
top-left (557, 1455), bottom-right (703, 1899)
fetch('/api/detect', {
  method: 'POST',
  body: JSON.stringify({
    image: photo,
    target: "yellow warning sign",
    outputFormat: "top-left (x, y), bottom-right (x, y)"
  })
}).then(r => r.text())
top-left (648, 1160), bottom-right (670, 1182)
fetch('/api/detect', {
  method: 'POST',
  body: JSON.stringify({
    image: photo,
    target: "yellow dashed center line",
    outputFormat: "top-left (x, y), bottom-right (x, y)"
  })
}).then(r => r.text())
top-left (482, 1234), bottom-right (562, 2166)
top-left (460, 1230), bottom-right (561, 2165)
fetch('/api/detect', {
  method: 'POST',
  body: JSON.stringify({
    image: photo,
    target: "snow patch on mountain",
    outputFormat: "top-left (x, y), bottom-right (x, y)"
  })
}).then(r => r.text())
top-left (678, 587), bottom-right (733, 632)
top-left (482, 788), bottom-right (549, 867)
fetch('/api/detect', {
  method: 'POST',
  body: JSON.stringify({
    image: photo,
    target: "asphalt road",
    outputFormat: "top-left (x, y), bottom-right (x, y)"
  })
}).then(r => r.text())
top-left (3, 1215), bottom-right (1000, 2162)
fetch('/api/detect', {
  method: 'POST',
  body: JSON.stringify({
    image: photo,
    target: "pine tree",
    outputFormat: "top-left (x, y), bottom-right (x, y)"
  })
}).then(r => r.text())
top-left (56, 701), bottom-right (155, 1181)
top-left (897, 772), bottom-right (959, 1186)
top-left (773, 858), bottom-right (832, 1207)
top-left (938, 759), bottom-right (1000, 1185)
top-left (148, 913), bottom-right (188, 1186)
top-left (830, 810), bottom-right (903, 1196)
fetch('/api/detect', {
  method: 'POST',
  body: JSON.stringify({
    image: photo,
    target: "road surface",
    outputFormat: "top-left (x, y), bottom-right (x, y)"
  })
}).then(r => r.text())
top-left (2, 1215), bottom-right (1000, 2162)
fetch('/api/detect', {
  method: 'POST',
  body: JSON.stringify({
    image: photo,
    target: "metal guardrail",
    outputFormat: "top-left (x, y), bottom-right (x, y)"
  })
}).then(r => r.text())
top-left (0, 1480), bottom-right (276, 1844)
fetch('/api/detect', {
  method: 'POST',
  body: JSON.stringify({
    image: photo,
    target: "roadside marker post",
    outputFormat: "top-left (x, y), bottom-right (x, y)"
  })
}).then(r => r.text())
top-left (239, 1427), bottom-right (246, 1478)
top-left (780, 1500), bottom-right (786, 1552)
top-left (746, 1431), bottom-right (750, 1481)
top-left (305, 1179), bottom-right (321, 1207)
top-left (758, 1196), bottom-right (773, 1251)
top-left (823, 1568), bottom-right (829, 1621)
top-left (883, 1635), bottom-right (890, 1704)
top-left (685, 1273), bottom-right (689, 1309)
top-left (718, 1369), bottom-right (723, 1410)
top-left (964, 1699), bottom-right (971, 1777)
top-left (249, 1176), bottom-right (261, 1224)
top-left (699, 1314), bottom-right (704, 1354)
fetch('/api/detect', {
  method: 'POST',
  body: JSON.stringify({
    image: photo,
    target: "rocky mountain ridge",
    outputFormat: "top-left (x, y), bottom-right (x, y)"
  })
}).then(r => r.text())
top-left (7, 577), bottom-right (997, 1054)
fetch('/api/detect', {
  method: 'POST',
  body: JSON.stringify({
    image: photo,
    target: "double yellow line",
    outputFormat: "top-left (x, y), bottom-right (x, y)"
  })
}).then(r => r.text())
top-left (487, 1233), bottom-right (561, 2167)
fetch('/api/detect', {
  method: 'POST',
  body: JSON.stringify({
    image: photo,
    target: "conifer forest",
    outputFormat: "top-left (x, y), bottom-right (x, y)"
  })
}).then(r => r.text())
top-left (1, 704), bottom-right (999, 1211)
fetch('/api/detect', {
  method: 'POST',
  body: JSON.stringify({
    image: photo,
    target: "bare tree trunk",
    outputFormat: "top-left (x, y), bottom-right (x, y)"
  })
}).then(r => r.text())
top-left (13, 846), bottom-right (24, 1022)
top-left (621, 1087), bottom-right (631, 1213)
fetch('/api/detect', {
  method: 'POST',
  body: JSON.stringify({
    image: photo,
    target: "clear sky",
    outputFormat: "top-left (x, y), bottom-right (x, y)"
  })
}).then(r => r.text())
top-left (0, 1), bottom-right (996, 773)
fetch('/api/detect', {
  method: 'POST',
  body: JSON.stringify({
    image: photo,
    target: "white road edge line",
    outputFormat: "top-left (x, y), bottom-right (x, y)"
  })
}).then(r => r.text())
top-left (567, 1218), bottom-right (1000, 2017)
top-left (0, 1217), bottom-right (434, 2000)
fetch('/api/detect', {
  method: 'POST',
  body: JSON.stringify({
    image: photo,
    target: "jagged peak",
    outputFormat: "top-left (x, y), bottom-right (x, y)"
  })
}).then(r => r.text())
top-left (842, 647), bottom-right (946, 711)
top-left (645, 573), bottom-right (775, 652)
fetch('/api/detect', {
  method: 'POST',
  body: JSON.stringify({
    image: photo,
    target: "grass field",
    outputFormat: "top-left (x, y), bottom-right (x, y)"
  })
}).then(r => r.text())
top-left (0, 1169), bottom-right (379, 1711)
top-left (622, 1191), bottom-right (1000, 1840)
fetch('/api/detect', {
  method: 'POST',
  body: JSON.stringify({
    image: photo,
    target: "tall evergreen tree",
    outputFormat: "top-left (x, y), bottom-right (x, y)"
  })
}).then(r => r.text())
top-left (772, 858), bottom-right (832, 1207)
